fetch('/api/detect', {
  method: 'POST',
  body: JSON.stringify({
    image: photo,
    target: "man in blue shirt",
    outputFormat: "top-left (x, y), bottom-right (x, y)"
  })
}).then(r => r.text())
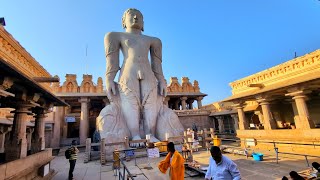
top-left (205, 146), bottom-right (241, 180)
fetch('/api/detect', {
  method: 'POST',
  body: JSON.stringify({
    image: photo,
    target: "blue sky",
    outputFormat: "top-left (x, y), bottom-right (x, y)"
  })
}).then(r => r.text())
top-left (1, 1), bottom-right (320, 105)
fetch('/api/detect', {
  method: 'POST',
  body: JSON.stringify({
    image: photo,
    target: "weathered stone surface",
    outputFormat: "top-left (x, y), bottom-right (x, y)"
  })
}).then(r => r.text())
top-left (98, 8), bottom-right (184, 147)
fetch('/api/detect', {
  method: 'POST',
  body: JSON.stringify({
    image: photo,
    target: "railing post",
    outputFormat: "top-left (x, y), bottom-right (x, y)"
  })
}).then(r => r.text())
top-left (275, 147), bottom-right (279, 164)
top-left (84, 138), bottom-right (91, 163)
top-left (305, 155), bottom-right (310, 167)
top-left (100, 138), bottom-right (106, 165)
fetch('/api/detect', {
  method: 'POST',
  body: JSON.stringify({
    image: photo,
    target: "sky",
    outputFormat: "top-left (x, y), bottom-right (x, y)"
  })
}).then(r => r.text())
top-left (1, 1), bottom-right (320, 105)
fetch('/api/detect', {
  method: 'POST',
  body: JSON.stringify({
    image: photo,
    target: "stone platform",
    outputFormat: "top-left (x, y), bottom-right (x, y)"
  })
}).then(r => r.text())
top-left (51, 149), bottom-right (320, 180)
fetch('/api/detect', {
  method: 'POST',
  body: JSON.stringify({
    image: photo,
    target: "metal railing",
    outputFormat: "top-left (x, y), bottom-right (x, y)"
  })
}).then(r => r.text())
top-left (113, 151), bottom-right (135, 180)
top-left (219, 138), bottom-right (320, 167)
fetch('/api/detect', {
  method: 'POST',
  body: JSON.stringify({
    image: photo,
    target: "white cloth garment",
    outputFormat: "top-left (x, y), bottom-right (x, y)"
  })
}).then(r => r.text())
top-left (205, 155), bottom-right (241, 180)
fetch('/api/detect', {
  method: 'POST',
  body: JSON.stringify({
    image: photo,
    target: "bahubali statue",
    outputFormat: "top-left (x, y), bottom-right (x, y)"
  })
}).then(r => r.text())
top-left (96, 8), bottom-right (184, 150)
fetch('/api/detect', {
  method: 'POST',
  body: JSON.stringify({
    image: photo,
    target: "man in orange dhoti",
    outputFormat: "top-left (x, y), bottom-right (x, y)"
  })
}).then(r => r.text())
top-left (158, 142), bottom-right (185, 180)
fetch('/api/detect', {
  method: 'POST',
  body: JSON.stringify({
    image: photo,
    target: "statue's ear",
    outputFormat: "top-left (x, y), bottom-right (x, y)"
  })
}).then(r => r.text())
top-left (141, 21), bottom-right (144, 31)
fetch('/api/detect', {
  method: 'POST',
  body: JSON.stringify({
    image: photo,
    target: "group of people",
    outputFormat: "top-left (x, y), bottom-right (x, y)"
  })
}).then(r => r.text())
top-left (158, 144), bottom-right (241, 180)
top-left (282, 162), bottom-right (320, 180)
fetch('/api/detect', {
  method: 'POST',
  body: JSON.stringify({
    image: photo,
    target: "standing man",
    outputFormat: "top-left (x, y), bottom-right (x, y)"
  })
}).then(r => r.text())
top-left (205, 146), bottom-right (241, 180)
top-left (68, 140), bottom-right (79, 180)
top-left (158, 142), bottom-right (185, 180)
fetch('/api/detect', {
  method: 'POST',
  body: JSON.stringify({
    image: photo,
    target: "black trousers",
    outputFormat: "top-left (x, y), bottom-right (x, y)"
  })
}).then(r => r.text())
top-left (69, 159), bottom-right (76, 180)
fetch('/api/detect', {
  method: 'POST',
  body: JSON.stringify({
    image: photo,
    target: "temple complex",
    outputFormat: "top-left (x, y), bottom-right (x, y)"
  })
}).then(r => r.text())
top-left (204, 49), bottom-right (320, 155)
top-left (0, 25), bottom-right (66, 179)
top-left (45, 75), bottom-right (208, 147)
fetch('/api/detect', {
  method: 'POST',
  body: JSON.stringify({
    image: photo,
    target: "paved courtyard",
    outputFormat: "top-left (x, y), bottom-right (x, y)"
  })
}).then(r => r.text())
top-left (51, 149), bottom-right (320, 180)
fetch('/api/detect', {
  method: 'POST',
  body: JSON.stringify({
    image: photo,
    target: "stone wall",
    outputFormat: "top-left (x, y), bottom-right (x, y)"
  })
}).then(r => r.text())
top-left (176, 110), bottom-right (212, 130)
top-left (0, 149), bottom-right (53, 180)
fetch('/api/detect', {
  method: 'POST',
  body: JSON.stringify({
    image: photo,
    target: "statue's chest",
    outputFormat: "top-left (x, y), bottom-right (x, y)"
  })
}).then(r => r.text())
top-left (121, 36), bottom-right (150, 50)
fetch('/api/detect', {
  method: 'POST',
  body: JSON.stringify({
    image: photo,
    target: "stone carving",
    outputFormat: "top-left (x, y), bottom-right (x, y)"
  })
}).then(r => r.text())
top-left (53, 74), bottom-right (104, 93)
top-left (97, 8), bottom-right (184, 148)
top-left (167, 77), bottom-right (201, 93)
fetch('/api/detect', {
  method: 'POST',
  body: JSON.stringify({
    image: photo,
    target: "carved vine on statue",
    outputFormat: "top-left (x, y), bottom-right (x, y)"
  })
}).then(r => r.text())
top-left (96, 8), bottom-right (184, 153)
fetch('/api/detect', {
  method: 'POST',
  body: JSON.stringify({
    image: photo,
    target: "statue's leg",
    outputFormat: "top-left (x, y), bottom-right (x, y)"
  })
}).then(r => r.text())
top-left (143, 86), bottom-right (160, 142)
top-left (119, 87), bottom-right (140, 140)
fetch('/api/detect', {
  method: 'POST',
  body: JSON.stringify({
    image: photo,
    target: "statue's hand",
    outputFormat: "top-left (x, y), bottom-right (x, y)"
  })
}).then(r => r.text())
top-left (159, 80), bottom-right (167, 97)
top-left (106, 79), bottom-right (116, 100)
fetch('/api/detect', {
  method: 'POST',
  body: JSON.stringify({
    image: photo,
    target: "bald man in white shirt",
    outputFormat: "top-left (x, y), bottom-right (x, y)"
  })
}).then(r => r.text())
top-left (205, 146), bottom-right (241, 180)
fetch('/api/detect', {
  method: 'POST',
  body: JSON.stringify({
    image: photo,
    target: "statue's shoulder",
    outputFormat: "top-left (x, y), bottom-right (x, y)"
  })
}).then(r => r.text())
top-left (144, 35), bottom-right (162, 45)
top-left (104, 32), bottom-right (123, 41)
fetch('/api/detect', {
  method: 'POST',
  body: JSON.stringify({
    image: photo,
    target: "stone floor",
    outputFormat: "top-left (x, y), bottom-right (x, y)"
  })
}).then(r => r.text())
top-left (51, 149), bottom-right (320, 180)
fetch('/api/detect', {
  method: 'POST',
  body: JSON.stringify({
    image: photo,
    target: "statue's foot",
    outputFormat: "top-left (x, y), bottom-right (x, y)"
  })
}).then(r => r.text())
top-left (130, 135), bottom-right (145, 147)
top-left (149, 135), bottom-right (160, 143)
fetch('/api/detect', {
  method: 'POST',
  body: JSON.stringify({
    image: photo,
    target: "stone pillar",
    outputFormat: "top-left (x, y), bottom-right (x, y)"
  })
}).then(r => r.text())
top-left (62, 106), bottom-right (69, 139)
top-left (26, 127), bottom-right (34, 153)
top-left (286, 90), bottom-right (315, 129)
top-left (174, 100), bottom-right (179, 110)
top-left (5, 102), bottom-right (33, 161)
top-left (254, 111), bottom-right (264, 125)
top-left (230, 114), bottom-right (239, 130)
top-left (257, 99), bottom-right (277, 130)
top-left (32, 109), bottom-right (46, 153)
top-left (188, 99), bottom-right (194, 110)
top-left (216, 116), bottom-right (225, 133)
top-left (0, 126), bottom-right (12, 153)
top-left (180, 97), bottom-right (187, 110)
top-left (234, 103), bottom-right (248, 130)
top-left (52, 106), bottom-right (63, 148)
top-left (79, 98), bottom-right (90, 145)
top-left (164, 97), bottom-right (170, 107)
top-left (196, 97), bottom-right (203, 109)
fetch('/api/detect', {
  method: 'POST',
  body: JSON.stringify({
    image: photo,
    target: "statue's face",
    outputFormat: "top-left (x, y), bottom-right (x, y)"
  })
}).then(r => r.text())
top-left (124, 10), bottom-right (143, 30)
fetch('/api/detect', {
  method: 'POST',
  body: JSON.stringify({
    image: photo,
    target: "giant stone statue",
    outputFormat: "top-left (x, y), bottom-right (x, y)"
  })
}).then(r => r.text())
top-left (96, 8), bottom-right (184, 150)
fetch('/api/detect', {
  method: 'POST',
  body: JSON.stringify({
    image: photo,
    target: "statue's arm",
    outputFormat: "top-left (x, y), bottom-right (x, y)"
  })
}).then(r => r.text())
top-left (104, 32), bottom-right (120, 97)
top-left (150, 38), bottom-right (167, 96)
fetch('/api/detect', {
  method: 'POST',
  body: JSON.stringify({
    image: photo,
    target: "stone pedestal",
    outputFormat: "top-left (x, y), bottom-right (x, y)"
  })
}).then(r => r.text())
top-left (79, 98), bottom-right (90, 145)
top-left (5, 103), bottom-right (32, 161)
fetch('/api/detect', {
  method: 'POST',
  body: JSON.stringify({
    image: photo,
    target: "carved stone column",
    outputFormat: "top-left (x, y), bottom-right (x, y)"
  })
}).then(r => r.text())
top-left (174, 100), bottom-right (179, 110)
top-left (234, 103), bottom-right (248, 130)
top-left (5, 102), bottom-right (33, 161)
top-left (0, 126), bottom-right (12, 153)
top-left (286, 90), bottom-right (315, 129)
top-left (180, 97), bottom-right (187, 110)
top-left (187, 99), bottom-right (194, 110)
top-left (164, 97), bottom-right (170, 107)
top-left (254, 111), bottom-right (264, 125)
top-left (26, 127), bottom-right (34, 153)
top-left (79, 98), bottom-right (90, 144)
top-left (230, 114), bottom-right (239, 130)
top-left (32, 108), bottom-right (46, 153)
top-left (52, 106), bottom-right (64, 147)
top-left (256, 97), bottom-right (277, 130)
top-left (196, 97), bottom-right (203, 109)
top-left (216, 116), bottom-right (225, 133)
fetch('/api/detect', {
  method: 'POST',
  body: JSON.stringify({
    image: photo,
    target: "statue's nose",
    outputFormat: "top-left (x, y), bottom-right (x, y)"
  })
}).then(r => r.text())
top-left (133, 15), bottom-right (138, 19)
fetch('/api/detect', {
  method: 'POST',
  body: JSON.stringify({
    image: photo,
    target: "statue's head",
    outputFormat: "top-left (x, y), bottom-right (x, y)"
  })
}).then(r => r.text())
top-left (122, 8), bottom-right (144, 31)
